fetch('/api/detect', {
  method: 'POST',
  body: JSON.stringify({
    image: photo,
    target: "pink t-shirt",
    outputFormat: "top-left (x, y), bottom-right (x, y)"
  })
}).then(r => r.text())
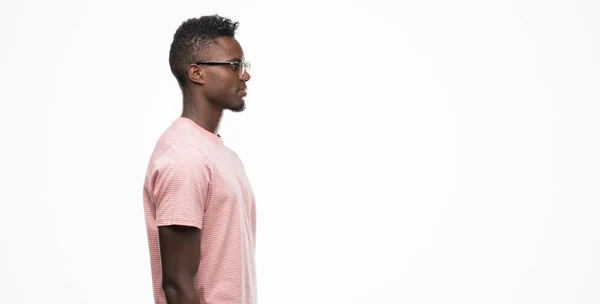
top-left (143, 117), bottom-right (257, 304)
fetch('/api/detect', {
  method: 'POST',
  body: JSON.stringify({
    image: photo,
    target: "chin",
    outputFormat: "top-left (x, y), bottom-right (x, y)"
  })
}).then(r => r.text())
top-left (230, 102), bottom-right (246, 113)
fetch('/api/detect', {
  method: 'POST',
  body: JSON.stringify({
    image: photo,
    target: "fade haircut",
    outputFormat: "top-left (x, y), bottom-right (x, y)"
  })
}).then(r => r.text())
top-left (169, 15), bottom-right (239, 87)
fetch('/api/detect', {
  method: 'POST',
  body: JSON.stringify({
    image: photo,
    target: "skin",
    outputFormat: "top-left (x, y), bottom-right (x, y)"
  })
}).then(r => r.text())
top-left (159, 36), bottom-right (251, 304)
top-left (182, 36), bottom-right (251, 134)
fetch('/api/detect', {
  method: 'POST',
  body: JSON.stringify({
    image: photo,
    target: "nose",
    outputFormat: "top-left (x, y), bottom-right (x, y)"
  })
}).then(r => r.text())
top-left (240, 70), bottom-right (251, 81)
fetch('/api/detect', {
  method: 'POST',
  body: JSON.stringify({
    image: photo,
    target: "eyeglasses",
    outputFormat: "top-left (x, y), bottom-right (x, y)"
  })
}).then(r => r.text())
top-left (195, 60), bottom-right (251, 78)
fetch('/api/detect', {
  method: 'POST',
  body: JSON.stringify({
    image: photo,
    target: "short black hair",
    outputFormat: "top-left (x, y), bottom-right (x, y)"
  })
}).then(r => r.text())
top-left (169, 14), bottom-right (239, 87)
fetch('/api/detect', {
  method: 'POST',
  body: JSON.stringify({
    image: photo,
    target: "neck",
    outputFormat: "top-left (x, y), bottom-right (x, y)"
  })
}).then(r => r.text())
top-left (180, 87), bottom-right (223, 134)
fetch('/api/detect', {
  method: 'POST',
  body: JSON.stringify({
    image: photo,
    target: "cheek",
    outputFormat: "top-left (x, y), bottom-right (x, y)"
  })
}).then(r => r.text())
top-left (213, 73), bottom-right (228, 85)
top-left (220, 76), bottom-right (238, 92)
top-left (208, 75), bottom-right (226, 91)
top-left (208, 72), bottom-right (236, 95)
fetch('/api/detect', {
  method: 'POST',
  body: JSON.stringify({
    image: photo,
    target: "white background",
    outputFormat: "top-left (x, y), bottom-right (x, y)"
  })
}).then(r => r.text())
top-left (1, 0), bottom-right (599, 303)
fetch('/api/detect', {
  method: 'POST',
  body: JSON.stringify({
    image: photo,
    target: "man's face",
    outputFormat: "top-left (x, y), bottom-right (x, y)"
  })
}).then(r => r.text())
top-left (200, 36), bottom-right (251, 112)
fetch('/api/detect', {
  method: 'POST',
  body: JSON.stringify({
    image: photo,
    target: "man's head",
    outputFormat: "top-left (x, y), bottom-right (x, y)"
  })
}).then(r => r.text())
top-left (169, 15), bottom-right (250, 112)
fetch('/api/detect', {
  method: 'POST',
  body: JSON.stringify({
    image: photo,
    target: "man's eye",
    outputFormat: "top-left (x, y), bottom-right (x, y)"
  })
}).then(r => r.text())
top-left (231, 66), bottom-right (239, 71)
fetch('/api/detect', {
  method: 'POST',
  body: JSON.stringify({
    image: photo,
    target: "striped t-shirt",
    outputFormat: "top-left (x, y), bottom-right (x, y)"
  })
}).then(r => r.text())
top-left (143, 117), bottom-right (257, 304)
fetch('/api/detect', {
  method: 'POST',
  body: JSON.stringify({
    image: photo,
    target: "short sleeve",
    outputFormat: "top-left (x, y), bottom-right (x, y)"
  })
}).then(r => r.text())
top-left (150, 144), bottom-right (212, 229)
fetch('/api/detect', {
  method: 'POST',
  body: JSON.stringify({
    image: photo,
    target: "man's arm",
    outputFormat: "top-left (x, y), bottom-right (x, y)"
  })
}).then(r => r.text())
top-left (159, 225), bottom-right (201, 304)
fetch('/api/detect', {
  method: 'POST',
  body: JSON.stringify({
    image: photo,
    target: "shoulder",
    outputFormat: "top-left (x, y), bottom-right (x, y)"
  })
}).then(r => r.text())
top-left (153, 143), bottom-right (213, 173)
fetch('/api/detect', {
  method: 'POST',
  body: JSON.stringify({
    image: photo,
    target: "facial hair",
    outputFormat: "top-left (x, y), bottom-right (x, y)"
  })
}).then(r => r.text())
top-left (230, 102), bottom-right (246, 112)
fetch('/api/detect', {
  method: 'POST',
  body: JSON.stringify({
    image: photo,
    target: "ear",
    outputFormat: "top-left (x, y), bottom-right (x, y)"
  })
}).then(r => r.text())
top-left (187, 64), bottom-right (205, 85)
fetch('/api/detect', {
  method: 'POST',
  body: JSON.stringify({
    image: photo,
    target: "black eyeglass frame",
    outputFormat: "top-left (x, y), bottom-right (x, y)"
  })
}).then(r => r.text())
top-left (194, 61), bottom-right (251, 77)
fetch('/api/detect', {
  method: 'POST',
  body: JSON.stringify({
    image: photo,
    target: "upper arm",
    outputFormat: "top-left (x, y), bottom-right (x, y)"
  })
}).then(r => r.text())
top-left (149, 145), bottom-right (211, 289)
top-left (158, 225), bottom-right (201, 286)
top-left (151, 145), bottom-right (212, 228)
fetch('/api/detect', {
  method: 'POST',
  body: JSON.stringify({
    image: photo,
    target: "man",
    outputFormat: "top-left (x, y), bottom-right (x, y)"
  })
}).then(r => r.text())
top-left (142, 15), bottom-right (256, 304)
